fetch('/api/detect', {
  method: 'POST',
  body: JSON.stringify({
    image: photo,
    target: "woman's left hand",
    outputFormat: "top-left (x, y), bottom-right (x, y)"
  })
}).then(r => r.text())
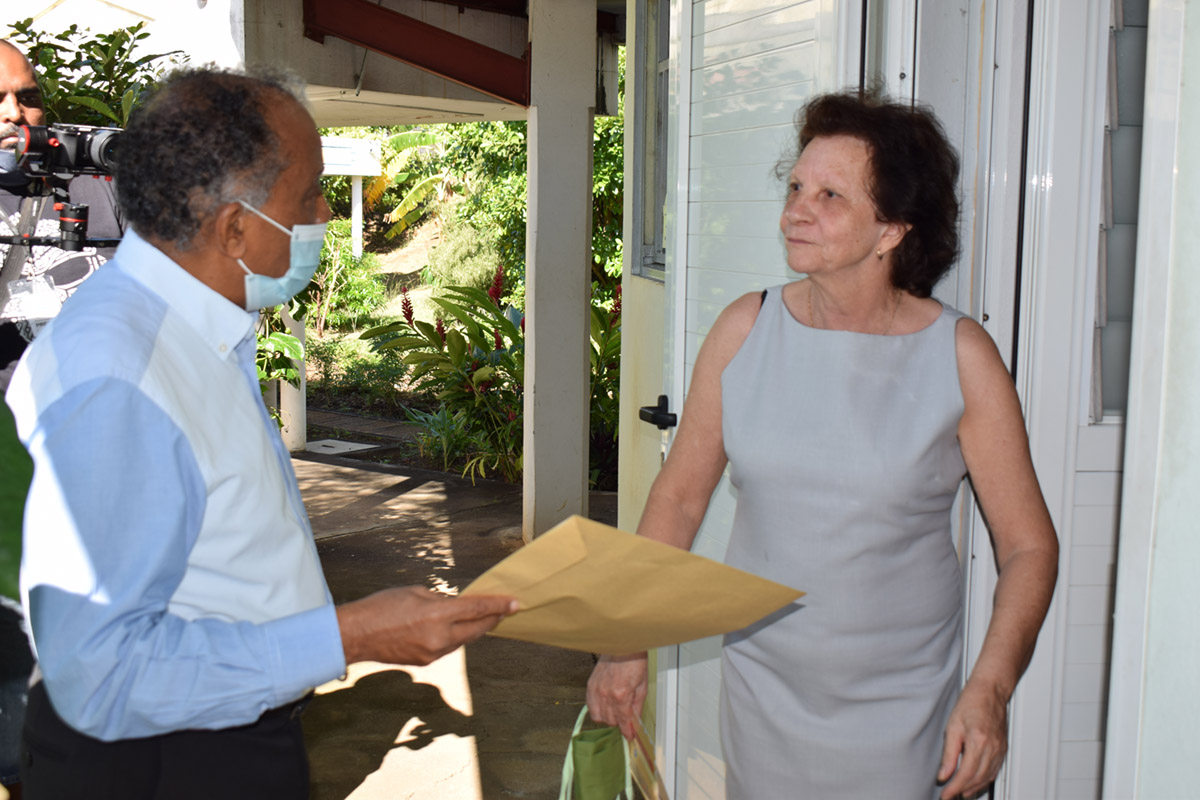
top-left (937, 679), bottom-right (1009, 799)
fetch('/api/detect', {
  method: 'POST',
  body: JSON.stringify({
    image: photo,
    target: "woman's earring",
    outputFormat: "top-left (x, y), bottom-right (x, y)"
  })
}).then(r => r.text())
top-left (876, 249), bottom-right (884, 259)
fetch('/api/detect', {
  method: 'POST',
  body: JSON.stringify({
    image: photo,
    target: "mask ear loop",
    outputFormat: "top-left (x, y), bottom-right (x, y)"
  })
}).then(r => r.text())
top-left (238, 200), bottom-right (292, 236)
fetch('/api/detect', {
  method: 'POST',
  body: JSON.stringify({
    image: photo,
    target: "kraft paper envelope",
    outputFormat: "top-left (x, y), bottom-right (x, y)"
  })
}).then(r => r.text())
top-left (462, 515), bottom-right (803, 654)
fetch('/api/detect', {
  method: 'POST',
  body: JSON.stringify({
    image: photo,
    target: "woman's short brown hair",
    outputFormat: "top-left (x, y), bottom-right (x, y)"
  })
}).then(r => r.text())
top-left (790, 90), bottom-right (960, 298)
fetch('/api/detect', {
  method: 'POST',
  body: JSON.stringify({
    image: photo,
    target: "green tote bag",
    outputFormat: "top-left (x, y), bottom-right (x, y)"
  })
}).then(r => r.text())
top-left (559, 706), bottom-right (634, 800)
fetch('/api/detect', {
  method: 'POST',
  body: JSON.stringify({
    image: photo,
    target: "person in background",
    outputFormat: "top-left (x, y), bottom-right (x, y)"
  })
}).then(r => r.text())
top-left (5, 66), bottom-right (517, 800)
top-left (587, 91), bottom-right (1058, 800)
top-left (0, 39), bottom-right (123, 382)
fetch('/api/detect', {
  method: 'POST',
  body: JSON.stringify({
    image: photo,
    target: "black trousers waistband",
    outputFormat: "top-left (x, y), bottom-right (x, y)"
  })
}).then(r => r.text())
top-left (20, 680), bottom-right (311, 800)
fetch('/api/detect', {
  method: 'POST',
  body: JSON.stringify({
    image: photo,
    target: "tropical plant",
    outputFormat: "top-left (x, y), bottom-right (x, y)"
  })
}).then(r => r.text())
top-left (403, 405), bottom-right (473, 472)
top-left (6, 19), bottom-right (181, 127)
top-left (363, 268), bottom-right (623, 487)
top-left (254, 306), bottom-right (305, 428)
top-left (366, 128), bottom-right (464, 240)
top-left (362, 276), bottom-right (525, 482)
top-left (243, 296), bottom-right (313, 433)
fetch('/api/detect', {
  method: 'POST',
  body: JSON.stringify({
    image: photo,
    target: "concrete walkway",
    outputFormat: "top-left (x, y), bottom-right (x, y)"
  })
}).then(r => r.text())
top-left (296, 411), bottom-right (614, 799)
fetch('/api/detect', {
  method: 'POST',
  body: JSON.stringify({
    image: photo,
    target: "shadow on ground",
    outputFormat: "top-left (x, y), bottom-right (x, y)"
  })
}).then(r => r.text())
top-left (297, 453), bottom-right (615, 799)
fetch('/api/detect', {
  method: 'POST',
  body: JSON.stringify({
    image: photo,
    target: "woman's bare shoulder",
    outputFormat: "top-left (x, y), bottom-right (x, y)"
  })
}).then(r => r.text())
top-left (716, 290), bottom-right (770, 336)
top-left (953, 316), bottom-right (1003, 368)
top-left (953, 316), bottom-right (1018, 410)
top-left (700, 290), bottom-right (770, 365)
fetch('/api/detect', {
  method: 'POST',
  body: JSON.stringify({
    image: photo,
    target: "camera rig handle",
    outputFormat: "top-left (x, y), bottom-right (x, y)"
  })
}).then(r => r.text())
top-left (0, 234), bottom-right (122, 249)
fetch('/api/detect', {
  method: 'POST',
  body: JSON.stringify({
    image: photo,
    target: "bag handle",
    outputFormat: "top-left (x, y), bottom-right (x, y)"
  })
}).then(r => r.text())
top-left (559, 705), bottom-right (634, 800)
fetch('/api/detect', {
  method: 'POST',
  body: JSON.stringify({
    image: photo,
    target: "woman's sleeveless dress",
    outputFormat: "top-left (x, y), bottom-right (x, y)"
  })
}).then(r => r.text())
top-left (718, 286), bottom-right (968, 799)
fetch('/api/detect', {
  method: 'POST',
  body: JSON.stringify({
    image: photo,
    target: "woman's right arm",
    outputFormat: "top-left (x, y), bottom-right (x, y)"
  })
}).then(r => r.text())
top-left (587, 290), bottom-right (765, 737)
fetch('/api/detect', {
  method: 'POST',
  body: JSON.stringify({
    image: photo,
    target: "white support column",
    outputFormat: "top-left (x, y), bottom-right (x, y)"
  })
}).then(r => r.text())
top-left (351, 175), bottom-right (363, 259)
top-left (523, 0), bottom-right (595, 540)
top-left (279, 308), bottom-right (306, 452)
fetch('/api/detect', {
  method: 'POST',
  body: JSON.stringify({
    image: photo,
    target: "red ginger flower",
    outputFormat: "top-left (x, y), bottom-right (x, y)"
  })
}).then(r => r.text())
top-left (401, 287), bottom-right (414, 326)
top-left (488, 266), bottom-right (504, 306)
top-left (435, 317), bottom-right (446, 344)
top-left (611, 284), bottom-right (622, 322)
top-left (494, 328), bottom-right (503, 350)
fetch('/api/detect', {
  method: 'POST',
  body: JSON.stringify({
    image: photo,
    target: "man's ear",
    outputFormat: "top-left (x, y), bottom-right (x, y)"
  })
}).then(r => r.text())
top-left (210, 201), bottom-right (248, 260)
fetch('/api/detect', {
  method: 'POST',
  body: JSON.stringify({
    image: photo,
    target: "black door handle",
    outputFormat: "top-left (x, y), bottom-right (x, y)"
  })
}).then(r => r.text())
top-left (638, 395), bottom-right (676, 430)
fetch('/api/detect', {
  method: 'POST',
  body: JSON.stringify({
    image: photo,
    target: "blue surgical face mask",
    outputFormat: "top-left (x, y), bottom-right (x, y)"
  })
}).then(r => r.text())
top-left (237, 200), bottom-right (327, 311)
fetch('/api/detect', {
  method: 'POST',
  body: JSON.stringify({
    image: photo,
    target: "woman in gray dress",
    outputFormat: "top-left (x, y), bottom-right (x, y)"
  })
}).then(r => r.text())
top-left (587, 91), bottom-right (1058, 800)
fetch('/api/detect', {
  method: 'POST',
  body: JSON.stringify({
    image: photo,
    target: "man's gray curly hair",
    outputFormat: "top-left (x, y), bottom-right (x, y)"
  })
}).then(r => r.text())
top-left (115, 66), bottom-right (308, 249)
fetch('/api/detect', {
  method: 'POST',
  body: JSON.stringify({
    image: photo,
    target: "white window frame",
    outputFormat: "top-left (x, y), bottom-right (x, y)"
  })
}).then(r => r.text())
top-left (631, 0), bottom-right (670, 282)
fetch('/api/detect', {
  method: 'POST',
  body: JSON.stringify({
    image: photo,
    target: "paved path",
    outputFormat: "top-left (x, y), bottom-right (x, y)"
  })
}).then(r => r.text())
top-left (293, 421), bottom-right (615, 800)
top-left (308, 408), bottom-right (419, 443)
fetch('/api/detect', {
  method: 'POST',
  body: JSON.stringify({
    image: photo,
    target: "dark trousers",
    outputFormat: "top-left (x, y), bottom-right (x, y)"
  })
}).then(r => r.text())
top-left (19, 680), bottom-right (310, 800)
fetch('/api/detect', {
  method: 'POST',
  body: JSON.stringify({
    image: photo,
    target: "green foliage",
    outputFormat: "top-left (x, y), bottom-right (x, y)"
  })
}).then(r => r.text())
top-left (255, 296), bottom-right (308, 428)
top-left (435, 49), bottom-right (625, 304)
top-left (423, 211), bottom-right (502, 293)
top-left (309, 218), bottom-right (386, 335)
top-left (591, 108), bottom-right (625, 301)
top-left (306, 335), bottom-right (408, 416)
top-left (589, 295), bottom-right (622, 491)
top-left (404, 405), bottom-right (473, 472)
top-left (367, 128), bottom-right (464, 240)
top-left (256, 328), bottom-right (303, 386)
top-left (363, 281), bottom-right (622, 487)
top-left (439, 122), bottom-right (529, 300)
top-left (362, 285), bottom-right (524, 482)
top-left (6, 19), bottom-right (180, 127)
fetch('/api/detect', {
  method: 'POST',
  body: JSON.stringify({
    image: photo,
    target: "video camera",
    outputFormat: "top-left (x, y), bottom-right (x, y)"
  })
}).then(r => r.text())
top-left (0, 123), bottom-right (123, 252)
top-left (17, 123), bottom-right (121, 178)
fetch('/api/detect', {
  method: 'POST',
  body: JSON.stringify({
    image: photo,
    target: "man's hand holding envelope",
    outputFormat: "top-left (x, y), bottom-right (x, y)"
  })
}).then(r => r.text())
top-left (463, 515), bottom-right (803, 654)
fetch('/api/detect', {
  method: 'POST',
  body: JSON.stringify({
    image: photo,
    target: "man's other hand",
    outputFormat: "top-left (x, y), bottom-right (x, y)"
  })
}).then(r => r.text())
top-left (336, 587), bottom-right (518, 667)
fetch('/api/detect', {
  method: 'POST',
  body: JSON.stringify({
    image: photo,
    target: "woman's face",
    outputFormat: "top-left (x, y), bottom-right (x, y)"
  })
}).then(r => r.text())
top-left (779, 134), bottom-right (898, 277)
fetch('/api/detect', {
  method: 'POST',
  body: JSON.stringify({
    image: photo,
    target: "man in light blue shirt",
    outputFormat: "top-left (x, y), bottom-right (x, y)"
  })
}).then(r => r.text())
top-left (4, 67), bottom-right (515, 800)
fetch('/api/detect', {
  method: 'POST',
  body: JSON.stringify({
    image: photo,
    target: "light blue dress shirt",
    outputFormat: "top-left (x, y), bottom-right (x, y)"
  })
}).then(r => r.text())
top-left (5, 230), bottom-right (346, 742)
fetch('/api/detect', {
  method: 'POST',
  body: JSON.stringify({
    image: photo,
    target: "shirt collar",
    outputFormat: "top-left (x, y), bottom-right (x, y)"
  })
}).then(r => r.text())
top-left (113, 228), bottom-right (257, 361)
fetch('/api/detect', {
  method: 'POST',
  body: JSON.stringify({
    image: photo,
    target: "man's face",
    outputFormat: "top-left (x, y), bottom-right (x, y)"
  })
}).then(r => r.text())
top-left (238, 96), bottom-right (330, 279)
top-left (0, 44), bottom-right (45, 152)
